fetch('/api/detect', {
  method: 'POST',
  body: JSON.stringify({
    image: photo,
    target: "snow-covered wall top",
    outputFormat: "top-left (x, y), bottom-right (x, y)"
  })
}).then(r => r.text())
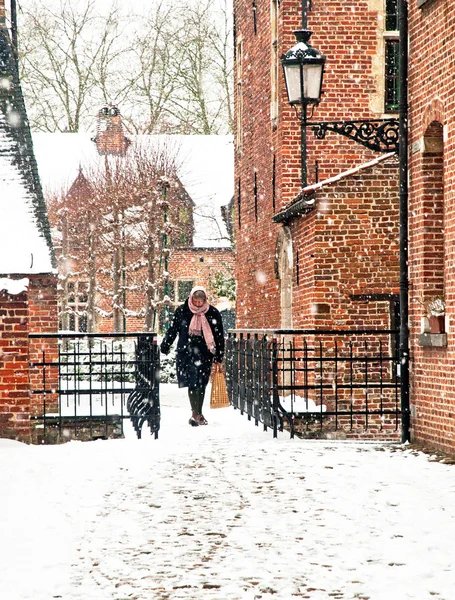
top-left (0, 276), bottom-right (28, 295)
top-left (32, 133), bottom-right (234, 248)
top-left (0, 27), bottom-right (55, 275)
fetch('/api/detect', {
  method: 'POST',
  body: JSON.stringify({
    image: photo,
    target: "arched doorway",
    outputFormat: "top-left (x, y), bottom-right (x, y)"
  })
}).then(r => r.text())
top-left (275, 226), bottom-right (293, 328)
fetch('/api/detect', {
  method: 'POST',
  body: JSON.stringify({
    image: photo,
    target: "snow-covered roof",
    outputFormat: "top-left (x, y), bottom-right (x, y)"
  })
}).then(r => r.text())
top-left (301, 152), bottom-right (397, 195)
top-left (32, 132), bottom-right (234, 248)
top-left (0, 27), bottom-right (55, 275)
top-left (274, 152), bottom-right (398, 223)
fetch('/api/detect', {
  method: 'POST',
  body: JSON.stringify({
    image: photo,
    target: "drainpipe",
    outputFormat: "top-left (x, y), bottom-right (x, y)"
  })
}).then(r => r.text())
top-left (302, 0), bottom-right (307, 29)
top-left (399, 0), bottom-right (410, 443)
top-left (301, 0), bottom-right (308, 188)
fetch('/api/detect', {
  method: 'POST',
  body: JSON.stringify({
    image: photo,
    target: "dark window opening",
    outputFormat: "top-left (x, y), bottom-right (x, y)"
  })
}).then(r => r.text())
top-left (385, 39), bottom-right (399, 112)
top-left (179, 231), bottom-right (189, 244)
top-left (237, 178), bottom-right (241, 229)
top-left (386, 0), bottom-right (398, 31)
top-left (254, 171), bottom-right (258, 221)
top-left (233, 13), bottom-right (237, 56)
top-left (79, 314), bottom-right (88, 333)
top-left (272, 155), bottom-right (276, 212)
top-left (178, 280), bottom-right (194, 303)
top-left (168, 280), bottom-right (175, 301)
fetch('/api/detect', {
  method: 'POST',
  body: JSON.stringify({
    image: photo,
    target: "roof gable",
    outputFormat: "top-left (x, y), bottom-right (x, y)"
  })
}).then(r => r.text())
top-left (33, 133), bottom-right (234, 248)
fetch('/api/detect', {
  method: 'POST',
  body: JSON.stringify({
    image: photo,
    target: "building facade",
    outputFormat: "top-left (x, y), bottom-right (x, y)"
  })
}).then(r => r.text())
top-left (234, 0), bottom-right (400, 330)
top-left (234, 0), bottom-right (455, 452)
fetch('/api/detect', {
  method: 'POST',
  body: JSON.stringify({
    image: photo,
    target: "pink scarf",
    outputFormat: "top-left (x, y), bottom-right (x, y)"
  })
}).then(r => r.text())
top-left (188, 288), bottom-right (216, 354)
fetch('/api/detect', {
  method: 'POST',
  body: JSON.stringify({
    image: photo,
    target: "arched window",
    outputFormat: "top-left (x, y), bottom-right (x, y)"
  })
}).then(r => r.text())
top-left (421, 121), bottom-right (445, 323)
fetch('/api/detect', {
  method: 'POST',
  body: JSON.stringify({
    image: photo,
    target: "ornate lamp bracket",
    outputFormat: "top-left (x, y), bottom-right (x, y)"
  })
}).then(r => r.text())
top-left (309, 118), bottom-right (399, 153)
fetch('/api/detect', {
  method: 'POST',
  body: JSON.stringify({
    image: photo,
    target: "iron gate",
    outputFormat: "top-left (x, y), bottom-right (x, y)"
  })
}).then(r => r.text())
top-left (29, 332), bottom-right (160, 443)
top-left (226, 329), bottom-right (401, 439)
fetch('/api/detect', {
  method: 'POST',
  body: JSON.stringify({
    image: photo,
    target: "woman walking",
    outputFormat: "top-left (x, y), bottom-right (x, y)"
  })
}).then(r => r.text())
top-left (160, 286), bottom-right (224, 426)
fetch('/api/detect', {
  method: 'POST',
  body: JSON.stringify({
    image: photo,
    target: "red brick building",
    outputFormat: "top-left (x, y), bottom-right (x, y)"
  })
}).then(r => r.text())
top-left (234, 0), bottom-right (400, 331)
top-left (407, 0), bottom-right (455, 454)
top-left (45, 110), bottom-right (234, 334)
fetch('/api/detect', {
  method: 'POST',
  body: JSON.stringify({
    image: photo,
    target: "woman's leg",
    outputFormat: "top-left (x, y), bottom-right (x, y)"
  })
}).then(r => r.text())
top-left (197, 387), bottom-right (206, 416)
top-left (188, 388), bottom-right (200, 424)
top-left (196, 387), bottom-right (208, 424)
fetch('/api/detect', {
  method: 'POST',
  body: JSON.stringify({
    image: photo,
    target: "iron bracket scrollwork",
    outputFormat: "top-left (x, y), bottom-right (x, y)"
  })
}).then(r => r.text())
top-left (308, 119), bottom-right (399, 153)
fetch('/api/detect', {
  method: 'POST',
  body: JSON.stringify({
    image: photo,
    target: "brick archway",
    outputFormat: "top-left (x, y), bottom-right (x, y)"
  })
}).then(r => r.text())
top-left (422, 98), bottom-right (445, 134)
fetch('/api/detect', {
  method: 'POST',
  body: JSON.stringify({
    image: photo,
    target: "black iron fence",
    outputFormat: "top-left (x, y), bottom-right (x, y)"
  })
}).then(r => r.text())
top-left (226, 329), bottom-right (401, 439)
top-left (29, 332), bottom-right (160, 443)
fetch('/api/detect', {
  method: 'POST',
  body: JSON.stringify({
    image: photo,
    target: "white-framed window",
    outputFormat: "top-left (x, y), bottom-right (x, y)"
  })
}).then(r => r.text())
top-left (66, 280), bottom-right (88, 332)
top-left (168, 279), bottom-right (195, 305)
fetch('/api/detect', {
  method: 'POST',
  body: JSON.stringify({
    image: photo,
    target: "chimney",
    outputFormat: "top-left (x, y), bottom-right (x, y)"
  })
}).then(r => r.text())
top-left (93, 104), bottom-right (130, 157)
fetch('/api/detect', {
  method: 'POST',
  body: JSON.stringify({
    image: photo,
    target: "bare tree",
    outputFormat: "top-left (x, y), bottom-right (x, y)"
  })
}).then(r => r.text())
top-left (209, 0), bottom-right (234, 133)
top-left (17, 0), bottom-right (233, 134)
top-left (18, 0), bottom-right (130, 132)
top-left (120, 1), bottom-right (182, 134)
top-left (168, 0), bottom-right (233, 135)
top-left (46, 141), bottom-right (188, 333)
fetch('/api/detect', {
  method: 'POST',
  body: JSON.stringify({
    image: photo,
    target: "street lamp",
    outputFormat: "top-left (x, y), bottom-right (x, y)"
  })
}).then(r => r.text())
top-left (281, 29), bottom-right (325, 187)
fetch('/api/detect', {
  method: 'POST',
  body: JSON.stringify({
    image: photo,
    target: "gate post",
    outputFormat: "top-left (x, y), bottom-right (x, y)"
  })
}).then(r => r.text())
top-left (0, 289), bottom-right (31, 443)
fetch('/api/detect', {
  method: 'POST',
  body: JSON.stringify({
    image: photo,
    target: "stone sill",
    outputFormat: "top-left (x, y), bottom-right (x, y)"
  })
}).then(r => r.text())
top-left (418, 333), bottom-right (447, 348)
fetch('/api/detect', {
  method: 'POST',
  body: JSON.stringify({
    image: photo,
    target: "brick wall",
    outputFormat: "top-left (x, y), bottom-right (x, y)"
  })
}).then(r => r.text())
top-left (0, 290), bottom-right (30, 441)
top-left (289, 158), bottom-right (400, 330)
top-left (28, 275), bottom-right (59, 420)
top-left (169, 248), bottom-right (234, 293)
top-left (408, 0), bottom-right (455, 453)
top-left (0, 275), bottom-right (59, 443)
top-left (96, 247), bottom-right (234, 332)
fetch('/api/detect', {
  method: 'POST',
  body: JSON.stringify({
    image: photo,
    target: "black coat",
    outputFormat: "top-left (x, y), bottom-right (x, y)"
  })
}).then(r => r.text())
top-left (160, 300), bottom-right (225, 389)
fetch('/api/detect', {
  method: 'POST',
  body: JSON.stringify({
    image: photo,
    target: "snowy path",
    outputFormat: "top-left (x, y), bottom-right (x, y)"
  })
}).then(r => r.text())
top-left (1, 384), bottom-right (455, 599)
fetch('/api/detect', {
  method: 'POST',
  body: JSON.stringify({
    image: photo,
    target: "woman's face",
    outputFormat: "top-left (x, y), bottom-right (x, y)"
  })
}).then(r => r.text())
top-left (193, 294), bottom-right (206, 307)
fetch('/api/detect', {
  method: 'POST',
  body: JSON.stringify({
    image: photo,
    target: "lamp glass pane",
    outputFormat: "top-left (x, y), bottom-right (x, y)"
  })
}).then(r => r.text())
top-left (283, 63), bottom-right (302, 104)
top-left (303, 64), bottom-right (323, 101)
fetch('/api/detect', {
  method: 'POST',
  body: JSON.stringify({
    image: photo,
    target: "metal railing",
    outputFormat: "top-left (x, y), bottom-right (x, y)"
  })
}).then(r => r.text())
top-left (29, 332), bottom-right (160, 443)
top-left (226, 329), bottom-right (401, 439)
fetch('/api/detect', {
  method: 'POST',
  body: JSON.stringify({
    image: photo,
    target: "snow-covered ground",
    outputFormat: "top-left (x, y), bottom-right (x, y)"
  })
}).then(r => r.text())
top-left (1, 384), bottom-right (455, 600)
